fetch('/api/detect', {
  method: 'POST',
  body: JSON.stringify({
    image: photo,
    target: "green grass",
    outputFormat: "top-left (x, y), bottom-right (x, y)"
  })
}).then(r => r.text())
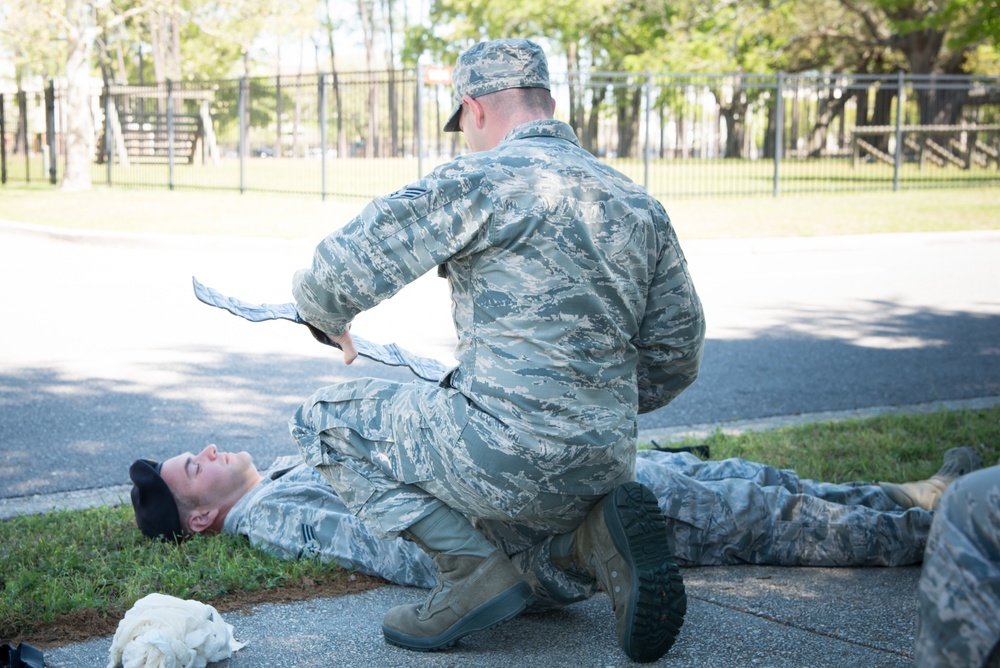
top-left (2, 406), bottom-right (997, 644)
top-left (649, 406), bottom-right (999, 484)
top-left (1, 182), bottom-right (998, 241)
top-left (0, 504), bottom-right (360, 644)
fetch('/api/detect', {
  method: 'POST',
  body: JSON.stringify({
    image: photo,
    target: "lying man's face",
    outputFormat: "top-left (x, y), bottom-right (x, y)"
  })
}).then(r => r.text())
top-left (159, 444), bottom-right (261, 533)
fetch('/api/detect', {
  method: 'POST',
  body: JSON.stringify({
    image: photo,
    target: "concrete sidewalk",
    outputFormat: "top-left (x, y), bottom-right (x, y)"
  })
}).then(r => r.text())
top-left (42, 564), bottom-right (920, 667)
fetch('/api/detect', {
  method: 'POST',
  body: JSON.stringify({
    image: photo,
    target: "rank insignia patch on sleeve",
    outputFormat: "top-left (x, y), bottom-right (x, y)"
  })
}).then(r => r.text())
top-left (388, 186), bottom-right (429, 200)
top-left (298, 523), bottom-right (321, 559)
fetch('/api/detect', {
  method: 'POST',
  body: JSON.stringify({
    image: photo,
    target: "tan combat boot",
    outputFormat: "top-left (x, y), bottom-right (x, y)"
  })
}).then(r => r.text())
top-left (381, 506), bottom-right (532, 651)
top-left (879, 446), bottom-right (984, 511)
top-left (568, 482), bottom-right (686, 663)
top-left (382, 549), bottom-right (531, 651)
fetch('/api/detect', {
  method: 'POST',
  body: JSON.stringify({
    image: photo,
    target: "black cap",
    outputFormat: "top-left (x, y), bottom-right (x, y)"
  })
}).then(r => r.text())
top-left (129, 459), bottom-right (185, 541)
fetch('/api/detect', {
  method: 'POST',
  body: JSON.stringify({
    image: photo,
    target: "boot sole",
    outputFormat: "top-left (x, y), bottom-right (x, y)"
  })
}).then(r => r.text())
top-left (382, 580), bottom-right (532, 651)
top-left (606, 481), bottom-right (687, 663)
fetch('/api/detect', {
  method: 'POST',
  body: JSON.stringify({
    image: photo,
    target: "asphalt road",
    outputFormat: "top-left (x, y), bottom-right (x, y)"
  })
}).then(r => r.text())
top-left (2, 222), bottom-right (998, 500)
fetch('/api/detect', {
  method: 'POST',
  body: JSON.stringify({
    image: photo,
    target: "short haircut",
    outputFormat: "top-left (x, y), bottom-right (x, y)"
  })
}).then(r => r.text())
top-left (477, 87), bottom-right (554, 119)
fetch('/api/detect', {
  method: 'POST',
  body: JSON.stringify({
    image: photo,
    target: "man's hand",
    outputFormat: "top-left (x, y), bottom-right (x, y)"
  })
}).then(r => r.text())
top-left (328, 327), bottom-right (358, 365)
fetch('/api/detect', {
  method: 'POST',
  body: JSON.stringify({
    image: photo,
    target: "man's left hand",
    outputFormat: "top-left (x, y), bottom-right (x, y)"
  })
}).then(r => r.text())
top-left (329, 327), bottom-right (358, 365)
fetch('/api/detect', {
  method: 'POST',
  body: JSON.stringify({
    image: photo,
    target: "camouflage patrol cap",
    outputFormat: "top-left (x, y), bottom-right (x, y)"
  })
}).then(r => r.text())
top-left (443, 38), bottom-right (550, 133)
top-left (129, 459), bottom-right (185, 542)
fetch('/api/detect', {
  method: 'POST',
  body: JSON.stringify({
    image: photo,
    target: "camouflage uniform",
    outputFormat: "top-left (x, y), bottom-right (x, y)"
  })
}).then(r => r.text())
top-left (223, 455), bottom-right (437, 588)
top-left (289, 116), bottom-right (704, 603)
top-left (636, 450), bottom-right (932, 568)
top-left (915, 465), bottom-right (1000, 668)
top-left (220, 450), bottom-right (931, 603)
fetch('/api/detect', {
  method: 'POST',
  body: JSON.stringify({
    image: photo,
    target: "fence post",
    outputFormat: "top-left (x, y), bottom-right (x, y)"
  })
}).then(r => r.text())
top-left (104, 85), bottom-right (112, 185)
top-left (275, 73), bottom-right (282, 159)
top-left (319, 73), bottom-right (327, 201)
top-left (773, 72), bottom-right (784, 198)
top-left (416, 62), bottom-right (424, 180)
top-left (893, 69), bottom-right (904, 192)
top-left (17, 90), bottom-right (29, 182)
top-left (45, 80), bottom-right (56, 184)
top-left (644, 71), bottom-right (653, 189)
top-left (238, 76), bottom-right (247, 194)
top-left (1, 93), bottom-right (6, 184)
top-left (167, 79), bottom-right (175, 190)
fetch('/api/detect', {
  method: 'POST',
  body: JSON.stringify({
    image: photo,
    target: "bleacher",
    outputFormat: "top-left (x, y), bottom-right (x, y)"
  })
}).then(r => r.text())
top-left (98, 86), bottom-right (219, 167)
top-left (853, 124), bottom-right (1000, 169)
top-left (115, 112), bottom-right (202, 164)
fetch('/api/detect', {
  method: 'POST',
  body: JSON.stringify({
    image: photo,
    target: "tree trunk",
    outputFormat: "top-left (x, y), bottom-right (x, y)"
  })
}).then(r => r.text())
top-left (584, 86), bottom-right (607, 156)
top-left (871, 84), bottom-right (895, 151)
top-left (114, 24), bottom-right (129, 85)
top-left (293, 41), bottom-right (303, 157)
top-left (615, 86), bottom-right (642, 159)
top-left (718, 85), bottom-right (747, 159)
top-left (323, 0), bottom-right (347, 159)
top-left (898, 26), bottom-right (945, 76)
top-left (566, 41), bottom-right (581, 139)
top-left (790, 83), bottom-right (800, 156)
top-left (807, 88), bottom-right (854, 158)
top-left (62, 0), bottom-right (97, 192)
top-left (357, 0), bottom-right (378, 158)
top-left (383, 0), bottom-right (399, 156)
top-left (763, 98), bottom-right (776, 159)
top-left (676, 104), bottom-right (685, 158)
top-left (914, 82), bottom-right (968, 125)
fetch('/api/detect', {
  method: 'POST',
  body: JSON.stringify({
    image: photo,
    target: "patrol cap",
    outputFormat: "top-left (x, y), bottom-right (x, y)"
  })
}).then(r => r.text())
top-left (129, 459), bottom-right (185, 542)
top-left (443, 38), bottom-right (550, 133)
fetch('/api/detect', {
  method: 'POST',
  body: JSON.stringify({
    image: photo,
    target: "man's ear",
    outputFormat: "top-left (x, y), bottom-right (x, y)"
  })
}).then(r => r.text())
top-left (187, 507), bottom-right (220, 534)
top-left (463, 95), bottom-right (486, 129)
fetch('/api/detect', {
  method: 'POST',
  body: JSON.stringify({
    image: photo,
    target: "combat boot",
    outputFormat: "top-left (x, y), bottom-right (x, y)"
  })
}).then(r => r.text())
top-left (880, 446), bottom-right (984, 511)
top-left (563, 482), bottom-right (686, 663)
top-left (381, 505), bottom-right (532, 651)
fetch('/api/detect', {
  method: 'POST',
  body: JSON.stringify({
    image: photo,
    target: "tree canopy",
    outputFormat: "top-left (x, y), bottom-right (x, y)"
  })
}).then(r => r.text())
top-left (1, 0), bottom-right (997, 188)
top-left (4, 0), bottom-right (996, 91)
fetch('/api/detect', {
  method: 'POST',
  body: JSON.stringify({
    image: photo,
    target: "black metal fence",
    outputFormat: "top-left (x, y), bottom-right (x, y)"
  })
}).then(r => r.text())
top-left (3, 69), bottom-right (998, 200)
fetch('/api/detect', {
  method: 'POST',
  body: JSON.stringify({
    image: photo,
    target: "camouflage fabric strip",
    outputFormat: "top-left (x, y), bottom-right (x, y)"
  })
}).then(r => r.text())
top-left (191, 277), bottom-right (450, 383)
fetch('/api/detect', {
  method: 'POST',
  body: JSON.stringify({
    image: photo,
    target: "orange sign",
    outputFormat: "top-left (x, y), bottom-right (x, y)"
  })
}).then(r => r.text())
top-left (424, 65), bottom-right (453, 85)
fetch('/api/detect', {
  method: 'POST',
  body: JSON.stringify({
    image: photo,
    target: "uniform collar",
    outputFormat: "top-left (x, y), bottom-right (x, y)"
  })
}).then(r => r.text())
top-left (500, 119), bottom-right (580, 147)
top-left (222, 455), bottom-right (302, 534)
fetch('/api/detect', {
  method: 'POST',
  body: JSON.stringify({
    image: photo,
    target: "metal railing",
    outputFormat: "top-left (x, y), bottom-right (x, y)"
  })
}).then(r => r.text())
top-left (3, 69), bottom-right (998, 200)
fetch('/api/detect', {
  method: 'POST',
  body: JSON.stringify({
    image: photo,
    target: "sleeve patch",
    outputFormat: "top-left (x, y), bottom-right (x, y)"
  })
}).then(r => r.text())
top-left (388, 186), bottom-right (430, 200)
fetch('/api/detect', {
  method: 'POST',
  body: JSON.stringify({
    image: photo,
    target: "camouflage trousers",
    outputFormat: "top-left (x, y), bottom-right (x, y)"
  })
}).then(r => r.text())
top-left (505, 450), bottom-right (939, 609)
top-left (289, 378), bottom-right (616, 609)
top-left (635, 450), bottom-right (933, 568)
top-left (915, 465), bottom-right (1000, 668)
